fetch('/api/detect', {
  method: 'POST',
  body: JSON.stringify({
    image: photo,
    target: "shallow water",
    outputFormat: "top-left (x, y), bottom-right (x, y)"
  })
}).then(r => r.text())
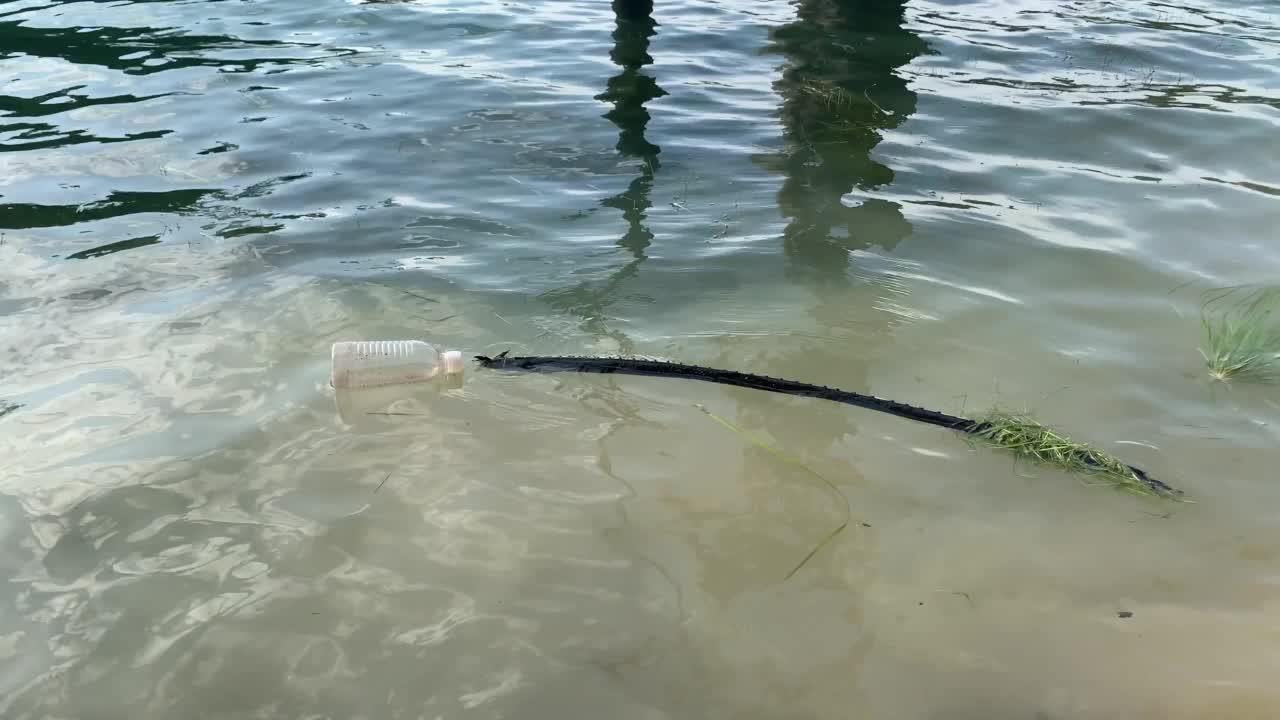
top-left (3, 0), bottom-right (1280, 717)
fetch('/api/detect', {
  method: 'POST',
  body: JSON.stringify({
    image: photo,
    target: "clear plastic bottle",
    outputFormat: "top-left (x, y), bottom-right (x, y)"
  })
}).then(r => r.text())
top-left (330, 340), bottom-right (465, 389)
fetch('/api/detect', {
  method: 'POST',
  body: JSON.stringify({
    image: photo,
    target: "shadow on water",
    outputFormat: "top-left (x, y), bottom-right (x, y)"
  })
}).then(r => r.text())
top-left (538, 0), bottom-right (665, 354)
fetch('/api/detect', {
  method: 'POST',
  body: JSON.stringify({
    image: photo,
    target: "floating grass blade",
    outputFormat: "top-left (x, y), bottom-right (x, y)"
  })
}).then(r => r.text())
top-left (1199, 285), bottom-right (1280, 384)
top-left (696, 404), bottom-right (852, 580)
top-left (970, 411), bottom-right (1178, 498)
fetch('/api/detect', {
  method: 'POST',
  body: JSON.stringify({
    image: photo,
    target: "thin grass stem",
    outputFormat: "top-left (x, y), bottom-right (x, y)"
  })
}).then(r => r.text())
top-left (696, 404), bottom-right (853, 580)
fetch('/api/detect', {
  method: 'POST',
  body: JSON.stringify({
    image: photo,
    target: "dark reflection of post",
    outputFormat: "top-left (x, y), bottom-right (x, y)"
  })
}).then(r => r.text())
top-left (681, 7), bottom-right (929, 706)
top-left (585, 6), bottom-right (930, 716)
top-left (763, 0), bottom-right (926, 285)
top-left (599, 0), bottom-right (663, 260)
top-left (539, 0), bottom-right (665, 352)
top-left (643, 6), bottom-right (930, 713)
top-left (725, 0), bottom-right (928, 462)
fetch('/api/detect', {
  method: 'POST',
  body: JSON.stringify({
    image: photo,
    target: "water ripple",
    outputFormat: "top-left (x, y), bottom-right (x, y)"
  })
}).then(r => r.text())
top-left (3, 0), bottom-right (1280, 717)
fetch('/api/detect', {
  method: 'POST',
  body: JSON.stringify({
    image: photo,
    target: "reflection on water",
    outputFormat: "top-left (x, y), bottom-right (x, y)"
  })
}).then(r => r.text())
top-left (3, 0), bottom-right (1280, 717)
top-left (540, 0), bottom-right (665, 353)
top-left (762, 0), bottom-right (926, 284)
top-left (0, 190), bottom-right (214, 230)
top-left (0, 17), bottom-right (334, 75)
top-left (726, 0), bottom-right (924, 467)
top-left (598, 0), bottom-right (663, 261)
top-left (656, 5), bottom-right (931, 704)
top-left (0, 15), bottom-right (343, 152)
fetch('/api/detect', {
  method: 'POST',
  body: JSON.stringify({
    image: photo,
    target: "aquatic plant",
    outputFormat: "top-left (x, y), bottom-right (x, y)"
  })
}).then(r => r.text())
top-left (1199, 285), bottom-right (1280, 384)
top-left (697, 404), bottom-right (851, 580)
top-left (801, 81), bottom-right (856, 110)
top-left (970, 411), bottom-right (1175, 498)
top-left (477, 353), bottom-right (1181, 499)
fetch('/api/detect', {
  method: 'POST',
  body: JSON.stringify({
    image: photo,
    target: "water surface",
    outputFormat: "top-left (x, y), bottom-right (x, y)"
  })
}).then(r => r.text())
top-left (3, 0), bottom-right (1280, 717)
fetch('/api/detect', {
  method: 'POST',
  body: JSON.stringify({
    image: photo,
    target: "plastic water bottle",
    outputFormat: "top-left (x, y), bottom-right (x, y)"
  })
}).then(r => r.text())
top-left (330, 340), bottom-right (465, 389)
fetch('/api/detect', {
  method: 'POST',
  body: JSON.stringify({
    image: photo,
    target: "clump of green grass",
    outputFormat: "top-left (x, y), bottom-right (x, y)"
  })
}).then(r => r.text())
top-left (1199, 285), bottom-right (1280, 384)
top-left (801, 81), bottom-right (856, 110)
top-left (970, 411), bottom-right (1178, 498)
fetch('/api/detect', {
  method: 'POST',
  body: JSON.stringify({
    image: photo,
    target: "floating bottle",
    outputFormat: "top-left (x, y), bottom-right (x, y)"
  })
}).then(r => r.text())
top-left (330, 340), bottom-right (464, 389)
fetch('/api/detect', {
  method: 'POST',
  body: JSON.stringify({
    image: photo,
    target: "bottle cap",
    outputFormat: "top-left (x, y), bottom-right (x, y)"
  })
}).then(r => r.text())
top-left (441, 350), bottom-right (465, 375)
top-left (331, 341), bottom-right (358, 389)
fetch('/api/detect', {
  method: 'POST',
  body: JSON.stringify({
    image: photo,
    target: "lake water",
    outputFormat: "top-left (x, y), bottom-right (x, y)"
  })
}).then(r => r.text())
top-left (3, 0), bottom-right (1280, 717)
